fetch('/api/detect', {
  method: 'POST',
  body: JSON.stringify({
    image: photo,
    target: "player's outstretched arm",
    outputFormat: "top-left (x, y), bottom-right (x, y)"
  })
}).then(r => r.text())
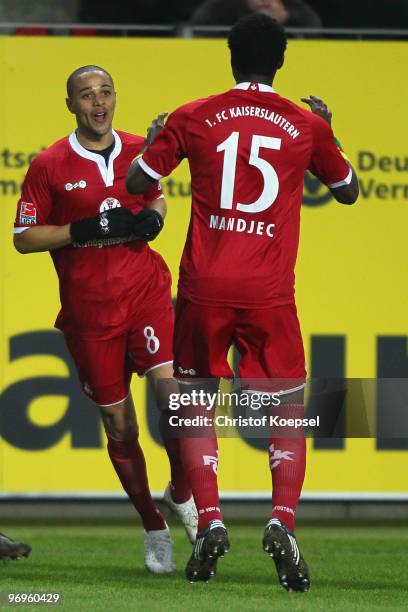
top-left (126, 160), bottom-right (156, 195)
top-left (146, 197), bottom-right (166, 220)
top-left (14, 224), bottom-right (72, 254)
top-left (302, 95), bottom-right (359, 205)
top-left (14, 208), bottom-right (137, 253)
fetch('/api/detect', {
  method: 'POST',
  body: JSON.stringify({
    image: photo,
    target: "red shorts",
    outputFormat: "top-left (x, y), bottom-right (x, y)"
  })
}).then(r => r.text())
top-left (64, 300), bottom-right (174, 406)
top-left (173, 298), bottom-right (306, 393)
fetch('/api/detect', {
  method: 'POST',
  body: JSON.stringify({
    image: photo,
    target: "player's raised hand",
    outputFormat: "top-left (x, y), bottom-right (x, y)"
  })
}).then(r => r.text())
top-left (301, 95), bottom-right (332, 126)
top-left (145, 112), bottom-right (168, 147)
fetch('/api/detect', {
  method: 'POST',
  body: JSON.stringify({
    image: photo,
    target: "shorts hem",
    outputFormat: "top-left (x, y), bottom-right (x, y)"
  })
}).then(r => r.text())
top-left (244, 383), bottom-right (306, 396)
top-left (96, 390), bottom-right (131, 408)
top-left (139, 360), bottom-right (173, 378)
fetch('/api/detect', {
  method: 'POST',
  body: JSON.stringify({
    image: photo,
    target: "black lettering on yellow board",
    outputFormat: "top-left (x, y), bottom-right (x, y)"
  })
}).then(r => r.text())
top-left (377, 337), bottom-right (408, 450)
top-left (0, 330), bottom-right (407, 451)
top-left (0, 331), bottom-right (101, 450)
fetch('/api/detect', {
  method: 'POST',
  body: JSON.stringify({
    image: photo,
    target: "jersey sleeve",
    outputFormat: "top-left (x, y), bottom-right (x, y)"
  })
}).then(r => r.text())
top-left (138, 108), bottom-right (188, 180)
top-left (14, 156), bottom-right (54, 233)
top-left (308, 115), bottom-right (352, 188)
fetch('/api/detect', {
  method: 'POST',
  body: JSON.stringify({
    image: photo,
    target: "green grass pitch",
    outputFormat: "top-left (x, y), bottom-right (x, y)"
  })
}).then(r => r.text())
top-left (1, 521), bottom-right (408, 611)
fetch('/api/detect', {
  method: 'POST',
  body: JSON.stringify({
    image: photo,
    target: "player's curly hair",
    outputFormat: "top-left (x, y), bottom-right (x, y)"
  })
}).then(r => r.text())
top-left (228, 13), bottom-right (287, 78)
top-left (66, 65), bottom-right (113, 98)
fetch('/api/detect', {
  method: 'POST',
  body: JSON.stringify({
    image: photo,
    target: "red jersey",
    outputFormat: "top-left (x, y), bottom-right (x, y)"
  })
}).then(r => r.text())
top-left (14, 130), bottom-right (171, 338)
top-left (140, 83), bottom-right (351, 308)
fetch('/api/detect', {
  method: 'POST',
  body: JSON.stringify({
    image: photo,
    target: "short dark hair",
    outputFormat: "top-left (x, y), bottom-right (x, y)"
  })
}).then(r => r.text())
top-left (228, 13), bottom-right (287, 77)
top-left (66, 65), bottom-right (113, 97)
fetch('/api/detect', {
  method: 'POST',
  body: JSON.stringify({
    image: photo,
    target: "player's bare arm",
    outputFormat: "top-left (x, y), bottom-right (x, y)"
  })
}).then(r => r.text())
top-left (146, 197), bottom-right (166, 220)
top-left (329, 169), bottom-right (359, 205)
top-left (14, 224), bottom-right (72, 254)
top-left (302, 94), bottom-right (359, 205)
top-left (14, 207), bottom-right (137, 254)
top-left (126, 112), bottom-right (167, 195)
top-left (126, 162), bottom-right (154, 194)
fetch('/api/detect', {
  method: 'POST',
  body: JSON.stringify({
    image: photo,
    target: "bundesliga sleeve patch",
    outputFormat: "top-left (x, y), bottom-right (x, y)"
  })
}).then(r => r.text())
top-left (18, 201), bottom-right (37, 225)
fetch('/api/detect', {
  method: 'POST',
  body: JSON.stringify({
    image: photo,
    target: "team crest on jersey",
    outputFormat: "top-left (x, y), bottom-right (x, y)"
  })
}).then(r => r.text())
top-left (18, 201), bottom-right (37, 225)
top-left (65, 180), bottom-right (87, 191)
top-left (99, 197), bottom-right (121, 212)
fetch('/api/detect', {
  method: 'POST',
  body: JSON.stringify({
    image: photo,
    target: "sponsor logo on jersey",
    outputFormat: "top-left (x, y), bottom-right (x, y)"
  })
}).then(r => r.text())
top-left (19, 201), bottom-right (37, 225)
top-left (65, 180), bottom-right (87, 191)
top-left (178, 366), bottom-right (197, 376)
top-left (269, 444), bottom-right (294, 469)
top-left (99, 197), bottom-right (121, 212)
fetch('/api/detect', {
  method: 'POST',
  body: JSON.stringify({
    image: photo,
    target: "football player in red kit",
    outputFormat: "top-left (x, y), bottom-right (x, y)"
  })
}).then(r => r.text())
top-left (127, 14), bottom-right (359, 588)
top-left (13, 65), bottom-right (198, 574)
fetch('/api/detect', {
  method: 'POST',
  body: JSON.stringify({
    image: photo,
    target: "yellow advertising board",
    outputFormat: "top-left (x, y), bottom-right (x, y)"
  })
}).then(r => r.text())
top-left (0, 37), bottom-right (407, 497)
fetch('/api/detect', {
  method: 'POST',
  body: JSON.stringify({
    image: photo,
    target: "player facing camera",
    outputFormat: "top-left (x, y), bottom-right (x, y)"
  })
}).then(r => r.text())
top-left (14, 64), bottom-right (199, 575)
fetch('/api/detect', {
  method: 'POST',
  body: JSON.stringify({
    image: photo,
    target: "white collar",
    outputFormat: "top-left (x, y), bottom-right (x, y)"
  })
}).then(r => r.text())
top-left (68, 129), bottom-right (122, 187)
top-left (234, 82), bottom-right (276, 93)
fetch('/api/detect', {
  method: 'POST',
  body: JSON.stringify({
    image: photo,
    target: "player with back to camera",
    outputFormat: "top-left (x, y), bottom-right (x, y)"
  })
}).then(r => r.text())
top-left (126, 13), bottom-right (359, 589)
top-left (13, 65), bottom-right (198, 574)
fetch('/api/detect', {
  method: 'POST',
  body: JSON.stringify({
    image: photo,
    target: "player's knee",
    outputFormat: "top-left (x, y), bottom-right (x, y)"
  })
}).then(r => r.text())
top-left (103, 419), bottom-right (139, 441)
top-left (99, 402), bottom-right (139, 441)
top-left (152, 379), bottom-right (179, 412)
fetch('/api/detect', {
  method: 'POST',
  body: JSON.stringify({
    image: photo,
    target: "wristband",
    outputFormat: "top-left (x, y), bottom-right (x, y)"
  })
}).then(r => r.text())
top-left (132, 209), bottom-right (164, 241)
top-left (70, 208), bottom-right (135, 243)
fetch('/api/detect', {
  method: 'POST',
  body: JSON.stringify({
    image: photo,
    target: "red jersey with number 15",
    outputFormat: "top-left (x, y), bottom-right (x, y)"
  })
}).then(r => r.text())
top-left (140, 83), bottom-right (351, 308)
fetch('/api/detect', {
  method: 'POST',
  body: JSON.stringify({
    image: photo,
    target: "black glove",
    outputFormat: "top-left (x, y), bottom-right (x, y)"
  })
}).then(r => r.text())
top-left (70, 208), bottom-right (135, 243)
top-left (132, 209), bottom-right (164, 242)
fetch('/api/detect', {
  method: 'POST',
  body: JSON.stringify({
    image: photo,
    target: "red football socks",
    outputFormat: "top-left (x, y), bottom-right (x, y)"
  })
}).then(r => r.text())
top-left (107, 436), bottom-right (166, 532)
top-left (269, 404), bottom-right (306, 533)
top-left (159, 411), bottom-right (192, 504)
top-left (178, 404), bottom-right (222, 531)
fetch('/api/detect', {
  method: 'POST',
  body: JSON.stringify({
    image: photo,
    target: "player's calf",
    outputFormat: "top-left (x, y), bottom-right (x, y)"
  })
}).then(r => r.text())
top-left (263, 518), bottom-right (310, 592)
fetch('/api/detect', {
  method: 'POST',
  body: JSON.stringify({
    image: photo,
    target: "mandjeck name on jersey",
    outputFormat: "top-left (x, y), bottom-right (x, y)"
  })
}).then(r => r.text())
top-left (209, 214), bottom-right (275, 238)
